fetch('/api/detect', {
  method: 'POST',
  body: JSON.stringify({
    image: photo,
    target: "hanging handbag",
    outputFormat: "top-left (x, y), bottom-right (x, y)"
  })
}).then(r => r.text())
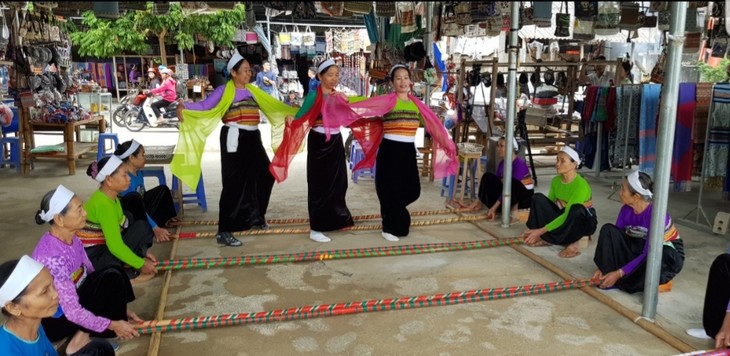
top-left (574, 1), bottom-right (598, 20)
top-left (651, 35), bottom-right (667, 83)
top-left (441, 3), bottom-right (464, 37)
top-left (533, 1), bottom-right (553, 28)
top-left (650, 1), bottom-right (668, 12)
top-left (49, 16), bottom-right (61, 43)
top-left (376, 2), bottom-right (396, 18)
top-left (619, 2), bottom-right (644, 31)
top-left (279, 26), bottom-right (291, 45)
top-left (454, 1), bottom-right (472, 26)
top-left (573, 18), bottom-right (595, 40)
top-left (554, 2), bottom-right (571, 37)
top-left (684, 32), bottom-right (702, 53)
top-left (520, 2), bottom-right (534, 27)
top-left (290, 26), bottom-right (303, 47)
top-left (658, 10), bottom-right (670, 31)
top-left (399, 2), bottom-right (417, 33)
top-left (343, 1), bottom-right (373, 15)
top-left (245, 29), bottom-right (258, 44)
top-left (595, 1), bottom-right (620, 36)
top-left (303, 26), bottom-right (315, 46)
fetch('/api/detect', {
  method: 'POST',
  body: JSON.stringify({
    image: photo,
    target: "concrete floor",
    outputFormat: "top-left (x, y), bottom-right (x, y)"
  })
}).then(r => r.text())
top-left (1, 122), bottom-right (729, 355)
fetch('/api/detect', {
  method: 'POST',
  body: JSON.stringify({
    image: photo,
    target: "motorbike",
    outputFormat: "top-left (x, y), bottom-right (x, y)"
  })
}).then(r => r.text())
top-left (123, 93), bottom-right (179, 131)
top-left (112, 88), bottom-right (139, 127)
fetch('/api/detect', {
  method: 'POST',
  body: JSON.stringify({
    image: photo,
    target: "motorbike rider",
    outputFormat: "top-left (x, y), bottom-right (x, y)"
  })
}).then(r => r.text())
top-left (144, 67), bottom-right (177, 127)
top-left (147, 68), bottom-right (160, 90)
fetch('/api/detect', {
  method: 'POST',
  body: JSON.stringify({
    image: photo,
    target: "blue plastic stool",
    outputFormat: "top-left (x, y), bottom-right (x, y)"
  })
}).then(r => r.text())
top-left (440, 161), bottom-right (479, 199)
top-left (97, 133), bottom-right (119, 161)
top-left (350, 140), bottom-right (375, 183)
top-left (0, 136), bottom-right (21, 172)
top-left (440, 174), bottom-right (456, 199)
top-left (171, 173), bottom-right (207, 213)
top-left (139, 166), bottom-right (167, 187)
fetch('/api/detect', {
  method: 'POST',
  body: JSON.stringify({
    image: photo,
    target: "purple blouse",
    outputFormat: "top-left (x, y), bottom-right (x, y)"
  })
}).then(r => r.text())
top-left (183, 85), bottom-right (253, 111)
top-left (31, 232), bottom-right (110, 333)
top-left (615, 204), bottom-right (678, 276)
top-left (496, 157), bottom-right (531, 182)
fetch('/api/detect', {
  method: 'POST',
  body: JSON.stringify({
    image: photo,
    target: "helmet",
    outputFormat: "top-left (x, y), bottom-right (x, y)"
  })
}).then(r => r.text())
top-left (160, 68), bottom-right (173, 76)
top-left (148, 67), bottom-right (156, 73)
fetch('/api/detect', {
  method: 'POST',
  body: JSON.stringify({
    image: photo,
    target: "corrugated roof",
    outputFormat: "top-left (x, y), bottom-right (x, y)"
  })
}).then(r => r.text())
top-left (517, 2), bottom-right (659, 44)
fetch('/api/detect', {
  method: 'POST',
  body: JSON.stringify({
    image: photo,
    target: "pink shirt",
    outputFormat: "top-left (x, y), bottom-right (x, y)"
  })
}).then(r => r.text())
top-left (149, 77), bottom-right (177, 102)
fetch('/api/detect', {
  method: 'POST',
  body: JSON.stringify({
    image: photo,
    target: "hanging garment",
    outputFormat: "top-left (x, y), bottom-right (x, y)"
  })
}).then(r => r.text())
top-left (612, 85), bottom-right (641, 169)
top-left (707, 84), bottom-right (730, 199)
top-left (639, 84), bottom-right (662, 176)
top-left (672, 83), bottom-right (696, 192)
top-left (694, 83), bottom-right (713, 176)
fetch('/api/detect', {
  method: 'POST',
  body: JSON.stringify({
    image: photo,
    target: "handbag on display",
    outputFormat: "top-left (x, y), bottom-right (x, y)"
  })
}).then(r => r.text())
top-left (684, 32), bottom-right (702, 53)
top-left (279, 26), bottom-right (291, 45)
top-left (574, 1), bottom-right (598, 19)
top-left (245, 30), bottom-right (258, 44)
top-left (554, 2), bottom-right (571, 37)
top-left (441, 3), bottom-right (464, 37)
top-left (651, 36), bottom-right (667, 83)
top-left (290, 26), bottom-right (302, 47)
top-left (376, 2), bottom-right (396, 18)
top-left (594, 1), bottom-right (620, 36)
top-left (709, 38), bottom-right (728, 67)
top-left (573, 18), bottom-right (595, 40)
top-left (619, 2), bottom-right (644, 31)
top-left (520, 2), bottom-right (534, 27)
top-left (302, 26), bottom-right (315, 46)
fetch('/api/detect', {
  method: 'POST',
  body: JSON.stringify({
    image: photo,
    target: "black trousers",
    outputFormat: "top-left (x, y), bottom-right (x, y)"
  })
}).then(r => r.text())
top-left (85, 212), bottom-right (154, 274)
top-left (375, 139), bottom-right (421, 237)
top-left (42, 265), bottom-right (135, 342)
top-left (219, 126), bottom-right (274, 233)
top-left (307, 131), bottom-right (354, 232)
top-left (150, 99), bottom-right (173, 118)
top-left (526, 193), bottom-right (597, 246)
top-left (704, 254), bottom-right (730, 338)
top-left (477, 173), bottom-right (533, 210)
top-left (593, 224), bottom-right (684, 294)
top-left (120, 185), bottom-right (177, 228)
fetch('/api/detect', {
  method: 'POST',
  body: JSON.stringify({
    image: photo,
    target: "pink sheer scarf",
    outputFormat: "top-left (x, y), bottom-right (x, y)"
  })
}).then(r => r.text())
top-left (321, 93), bottom-right (458, 179)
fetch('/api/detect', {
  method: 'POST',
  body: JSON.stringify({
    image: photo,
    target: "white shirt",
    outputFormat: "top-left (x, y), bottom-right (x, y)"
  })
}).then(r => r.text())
top-left (587, 70), bottom-right (615, 87)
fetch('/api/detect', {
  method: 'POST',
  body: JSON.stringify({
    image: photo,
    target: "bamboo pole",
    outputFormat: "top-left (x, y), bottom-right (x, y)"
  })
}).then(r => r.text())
top-left (180, 207), bottom-right (478, 226)
top-left (135, 279), bottom-right (595, 334)
top-left (147, 225), bottom-right (182, 356)
top-left (169, 215), bottom-right (486, 240)
top-left (156, 238), bottom-right (523, 271)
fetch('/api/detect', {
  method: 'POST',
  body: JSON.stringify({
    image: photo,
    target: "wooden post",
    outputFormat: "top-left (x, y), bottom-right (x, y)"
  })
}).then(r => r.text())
top-left (159, 28), bottom-right (168, 66)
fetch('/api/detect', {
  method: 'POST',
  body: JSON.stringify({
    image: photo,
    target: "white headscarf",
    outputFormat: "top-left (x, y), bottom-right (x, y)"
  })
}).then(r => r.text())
top-left (627, 170), bottom-right (653, 198)
top-left (94, 156), bottom-right (123, 183)
top-left (118, 139), bottom-right (141, 160)
top-left (560, 146), bottom-right (581, 165)
top-left (38, 184), bottom-right (75, 222)
top-left (0, 256), bottom-right (44, 307)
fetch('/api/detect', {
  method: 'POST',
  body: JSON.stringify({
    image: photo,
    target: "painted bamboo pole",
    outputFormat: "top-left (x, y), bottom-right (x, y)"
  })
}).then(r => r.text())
top-left (180, 207), bottom-right (479, 226)
top-left (147, 224), bottom-right (182, 356)
top-left (156, 238), bottom-right (523, 271)
top-left (170, 215), bottom-right (486, 240)
top-left (136, 279), bottom-right (595, 334)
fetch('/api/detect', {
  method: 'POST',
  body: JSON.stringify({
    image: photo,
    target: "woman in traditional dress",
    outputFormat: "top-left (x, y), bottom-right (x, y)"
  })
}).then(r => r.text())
top-left (116, 139), bottom-right (178, 244)
top-left (80, 156), bottom-right (158, 282)
top-left (32, 185), bottom-right (141, 354)
top-left (592, 170), bottom-right (683, 292)
top-left (470, 136), bottom-right (534, 221)
top-left (522, 146), bottom-right (597, 258)
top-left (175, 51), bottom-right (276, 247)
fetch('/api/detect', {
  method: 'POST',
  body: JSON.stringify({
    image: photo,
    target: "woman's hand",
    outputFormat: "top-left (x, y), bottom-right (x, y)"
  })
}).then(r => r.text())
top-left (715, 313), bottom-right (730, 348)
top-left (140, 259), bottom-right (157, 275)
top-left (599, 269), bottom-right (623, 289)
top-left (126, 309), bottom-right (143, 323)
top-left (592, 269), bottom-right (604, 281)
top-left (522, 228), bottom-right (546, 245)
top-left (176, 99), bottom-right (185, 123)
top-left (108, 320), bottom-right (139, 340)
top-left (486, 206), bottom-right (498, 221)
top-left (153, 226), bottom-right (171, 243)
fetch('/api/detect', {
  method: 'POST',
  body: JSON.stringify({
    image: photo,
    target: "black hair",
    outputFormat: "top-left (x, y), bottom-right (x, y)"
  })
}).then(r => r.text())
top-left (114, 140), bottom-right (143, 162)
top-left (86, 156), bottom-right (121, 182)
top-left (389, 66), bottom-right (411, 83)
top-left (309, 67), bottom-right (316, 73)
top-left (595, 55), bottom-right (606, 60)
top-left (626, 172), bottom-right (655, 199)
top-left (621, 60), bottom-right (634, 81)
top-left (499, 136), bottom-right (519, 152)
top-left (35, 188), bottom-right (72, 225)
top-left (0, 259), bottom-right (28, 317)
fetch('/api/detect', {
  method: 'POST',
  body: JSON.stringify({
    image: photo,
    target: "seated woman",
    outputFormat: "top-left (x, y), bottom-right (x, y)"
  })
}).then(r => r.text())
top-left (115, 139), bottom-right (178, 243)
top-left (522, 146), bottom-right (597, 258)
top-left (688, 254), bottom-right (730, 347)
top-left (79, 156), bottom-right (158, 283)
top-left (592, 170), bottom-right (684, 293)
top-left (470, 136), bottom-right (534, 221)
top-left (0, 255), bottom-right (114, 355)
top-left (32, 185), bottom-right (141, 354)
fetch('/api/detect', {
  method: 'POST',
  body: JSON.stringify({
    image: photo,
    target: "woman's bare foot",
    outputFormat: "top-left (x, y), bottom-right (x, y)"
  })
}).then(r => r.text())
top-left (66, 331), bottom-right (91, 355)
top-left (558, 241), bottom-right (581, 258)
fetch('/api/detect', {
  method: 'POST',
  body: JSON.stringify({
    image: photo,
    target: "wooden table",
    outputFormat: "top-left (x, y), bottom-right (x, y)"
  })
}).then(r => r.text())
top-left (25, 115), bottom-right (106, 175)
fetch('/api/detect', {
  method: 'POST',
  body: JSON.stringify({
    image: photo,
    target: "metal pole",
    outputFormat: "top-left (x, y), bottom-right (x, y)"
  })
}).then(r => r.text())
top-left (594, 122), bottom-right (602, 176)
top-left (424, 2), bottom-right (434, 104)
top-left (641, 1), bottom-right (687, 319)
top-left (501, 2), bottom-right (520, 227)
top-left (267, 15), bottom-right (271, 47)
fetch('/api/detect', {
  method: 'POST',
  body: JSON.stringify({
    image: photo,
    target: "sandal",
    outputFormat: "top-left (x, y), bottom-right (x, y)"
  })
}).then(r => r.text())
top-left (558, 247), bottom-right (581, 258)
